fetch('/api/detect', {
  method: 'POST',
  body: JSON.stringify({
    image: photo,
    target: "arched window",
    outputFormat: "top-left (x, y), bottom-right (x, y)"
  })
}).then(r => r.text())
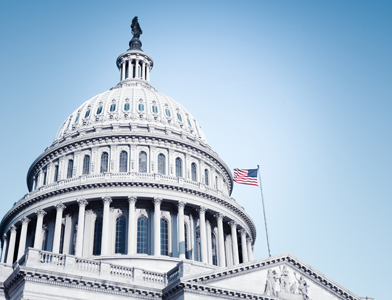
top-left (158, 154), bottom-right (166, 175)
top-left (165, 108), bottom-right (171, 117)
top-left (67, 160), bottom-right (73, 179)
top-left (137, 216), bottom-right (148, 254)
top-left (110, 103), bottom-right (116, 112)
top-left (115, 216), bottom-right (126, 254)
top-left (82, 155), bottom-right (90, 175)
top-left (93, 217), bottom-right (103, 256)
top-left (187, 118), bottom-right (192, 127)
top-left (74, 114), bottom-right (80, 124)
top-left (96, 106), bottom-right (103, 114)
top-left (184, 223), bottom-right (189, 259)
top-left (152, 105), bottom-right (158, 114)
top-left (204, 169), bottom-right (209, 186)
top-left (138, 103), bottom-right (145, 111)
top-left (100, 152), bottom-right (108, 173)
top-left (175, 157), bottom-right (182, 178)
top-left (160, 219), bottom-right (168, 256)
top-left (177, 113), bottom-right (182, 122)
top-left (124, 103), bottom-right (130, 111)
top-left (84, 109), bottom-right (90, 118)
top-left (53, 164), bottom-right (59, 182)
top-left (212, 233), bottom-right (218, 266)
top-left (139, 151), bottom-right (147, 173)
top-left (191, 163), bottom-right (197, 181)
top-left (119, 151), bottom-right (128, 172)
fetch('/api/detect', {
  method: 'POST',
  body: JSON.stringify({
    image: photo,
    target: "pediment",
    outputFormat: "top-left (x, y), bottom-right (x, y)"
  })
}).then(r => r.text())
top-left (183, 253), bottom-right (365, 300)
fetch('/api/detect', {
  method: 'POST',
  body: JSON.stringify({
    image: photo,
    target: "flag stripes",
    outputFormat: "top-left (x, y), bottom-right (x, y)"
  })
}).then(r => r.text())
top-left (233, 168), bottom-right (258, 186)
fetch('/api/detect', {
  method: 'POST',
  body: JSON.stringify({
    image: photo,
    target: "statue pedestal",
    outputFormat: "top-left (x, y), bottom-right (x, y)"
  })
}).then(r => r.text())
top-left (276, 291), bottom-right (303, 300)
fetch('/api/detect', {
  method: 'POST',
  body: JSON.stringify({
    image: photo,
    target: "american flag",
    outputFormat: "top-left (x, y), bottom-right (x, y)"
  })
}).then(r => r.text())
top-left (233, 168), bottom-right (259, 186)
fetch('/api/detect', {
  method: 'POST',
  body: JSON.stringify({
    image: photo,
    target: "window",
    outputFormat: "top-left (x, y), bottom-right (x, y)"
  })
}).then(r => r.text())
top-left (93, 217), bottom-right (102, 255)
top-left (175, 157), bottom-right (182, 177)
top-left (85, 109), bottom-right (90, 118)
top-left (110, 103), bottom-right (116, 112)
top-left (184, 223), bottom-right (189, 259)
top-left (138, 103), bottom-right (144, 111)
top-left (82, 155), bottom-right (90, 175)
top-left (177, 113), bottom-right (182, 122)
top-left (54, 165), bottom-right (59, 182)
top-left (152, 105), bottom-right (158, 114)
top-left (196, 227), bottom-right (201, 262)
top-left (124, 103), bottom-right (130, 111)
top-left (204, 169), bottom-right (209, 186)
top-left (119, 151), bottom-right (128, 172)
top-left (212, 233), bottom-right (217, 266)
top-left (74, 114), bottom-right (80, 124)
top-left (137, 216), bottom-right (148, 254)
top-left (67, 160), bottom-right (73, 179)
top-left (34, 175), bottom-right (39, 190)
top-left (158, 154), bottom-right (166, 175)
top-left (139, 151), bottom-right (147, 173)
top-left (43, 168), bottom-right (47, 186)
top-left (191, 163), bottom-right (197, 181)
top-left (115, 216), bottom-right (126, 254)
top-left (59, 223), bottom-right (65, 254)
top-left (96, 106), bottom-right (103, 114)
top-left (160, 219), bottom-right (168, 256)
top-left (165, 108), bottom-right (171, 117)
top-left (100, 152), bottom-right (109, 173)
top-left (187, 118), bottom-right (192, 127)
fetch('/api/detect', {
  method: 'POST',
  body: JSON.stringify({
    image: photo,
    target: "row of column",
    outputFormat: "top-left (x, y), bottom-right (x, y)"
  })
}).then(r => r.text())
top-left (1, 197), bottom-right (254, 267)
top-left (120, 59), bottom-right (151, 82)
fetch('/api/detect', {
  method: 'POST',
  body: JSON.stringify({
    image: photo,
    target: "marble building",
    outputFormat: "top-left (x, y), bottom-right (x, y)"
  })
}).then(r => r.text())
top-left (0, 18), bottom-right (373, 300)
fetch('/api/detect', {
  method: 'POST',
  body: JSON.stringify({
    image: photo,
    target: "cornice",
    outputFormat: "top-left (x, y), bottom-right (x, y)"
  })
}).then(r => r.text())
top-left (4, 266), bottom-right (162, 300)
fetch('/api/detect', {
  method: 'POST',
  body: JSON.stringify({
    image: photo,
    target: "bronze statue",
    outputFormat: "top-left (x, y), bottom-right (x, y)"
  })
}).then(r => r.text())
top-left (131, 16), bottom-right (142, 38)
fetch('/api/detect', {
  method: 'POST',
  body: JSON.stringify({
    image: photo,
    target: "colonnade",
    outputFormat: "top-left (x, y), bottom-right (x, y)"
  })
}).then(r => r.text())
top-left (120, 58), bottom-right (151, 82)
top-left (1, 197), bottom-right (254, 267)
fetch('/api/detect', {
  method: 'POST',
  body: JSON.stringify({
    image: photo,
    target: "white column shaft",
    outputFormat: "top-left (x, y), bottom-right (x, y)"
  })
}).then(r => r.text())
top-left (101, 198), bottom-right (111, 255)
top-left (247, 239), bottom-right (253, 261)
top-left (206, 221), bottom-right (212, 264)
top-left (128, 197), bottom-right (136, 255)
top-left (154, 200), bottom-right (161, 256)
top-left (122, 61), bottom-right (125, 80)
top-left (52, 206), bottom-right (65, 254)
top-left (134, 60), bottom-right (139, 78)
top-left (75, 202), bottom-right (87, 257)
top-left (178, 203), bottom-right (185, 259)
top-left (6, 227), bottom-right (17, 265)
top-left (230, 223), bottom-right (239, 265)
top-left (17, 220), bottom-right (29, 259)
top-left (240, 230), bottom-right (248, 263)
top-left (199, 208), bottom-right (208, 263)
top-left (146, 64), bottom-right (150, 82)
top-left (34, 214), bottom-right (45, 249)
top-left (1, 237), bottom-right (7, 263)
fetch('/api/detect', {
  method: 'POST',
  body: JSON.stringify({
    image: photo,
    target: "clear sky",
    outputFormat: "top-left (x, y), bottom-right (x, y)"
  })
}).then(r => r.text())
top-left (0, 1), bottom-right (390, 299)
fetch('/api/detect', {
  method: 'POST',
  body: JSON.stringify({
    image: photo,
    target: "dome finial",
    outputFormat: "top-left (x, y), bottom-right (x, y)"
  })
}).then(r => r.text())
top-left (129, 16), bottom-right (143, 50)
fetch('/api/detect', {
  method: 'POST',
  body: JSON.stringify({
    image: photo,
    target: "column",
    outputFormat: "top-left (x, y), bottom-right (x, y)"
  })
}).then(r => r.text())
top-left (62, 214), bottom-right (72, 254)
top-left (52, 202), bottom-right (66, 254)
top-left (178, 201), bottom-right (186, 259)
top-left (101, 196), bottom-right (112, 255)
top-left (216, 213), bottom-right (226, 267)
top-left (146, 64), bottom-right (150, 82)
top-left (122, 60), bottom-right (126, 80)
top-left (128, 196), bottom-right (137, 255)
top-left (75, 199), bottom-right (88, 257)
top-left (1, 234), bottom-right (7, 263)
top-left (6, 225), bottom-right (17, 265)
top-left (134, 60), bottom-right (139, 78)
top-left (199, 206), bottom-right (208, 263)
top-left (17, 217), bottom-right (30, 260)
top-left (189, 214), bottom-right (194, 260)
top-left (206, 220), bottom-right (212, 264)
top-left (247, 238), bottom-right (253, 261)
top-left (153, 197), bottom-right (162, 256)
top-left (229, 221), bottom-right (239, 265)
top-left (142, 61), bottom-right (146, 80)
top-left (239, 229), bottom-right (248, 263)
top-left (34, 209), bottom-right (47, 249)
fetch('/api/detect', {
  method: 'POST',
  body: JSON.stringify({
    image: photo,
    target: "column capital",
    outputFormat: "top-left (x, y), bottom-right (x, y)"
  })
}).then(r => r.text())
top-left (10, 224), bottom-right (17, 233)
top-left (35, 209), bottom-right (47, 218)
top-left (2, 233), bottom-right (7, 241)
top-left (102, 196), bottom-right (112, 204)
top-left (228, 220), bottom-right (237, 228)
top-left (205, 219), bottom-right (210, 226)
top-left (198, 206), bottom-right (207, 214)
top-left (77, 198), bottom-right (88, 207)
top-left (153, 197), bottom-right (162, 205)
top-left (20, 217), bottom-right (31, 225)
top-left (239, 228), bottom-right (247, 235)
top-left (246, 237), bottom-right (253, 243)
top-left (215, 213), bottom-right (225, 221)
top-left (54, 202), bottom-right (66, 211)
top-left (177, 201), bottom-right (186, 210)
top-left (128, 195), bottom-right (137, 204)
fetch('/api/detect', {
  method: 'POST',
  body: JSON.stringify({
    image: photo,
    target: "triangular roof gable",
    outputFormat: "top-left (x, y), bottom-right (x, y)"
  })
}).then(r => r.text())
top-left (181, 253), bottom-right (366, 300)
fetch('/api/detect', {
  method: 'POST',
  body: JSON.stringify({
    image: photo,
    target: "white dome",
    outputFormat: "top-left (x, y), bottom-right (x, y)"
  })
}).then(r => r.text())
top-left (54, 85), bottom-right (207, 144)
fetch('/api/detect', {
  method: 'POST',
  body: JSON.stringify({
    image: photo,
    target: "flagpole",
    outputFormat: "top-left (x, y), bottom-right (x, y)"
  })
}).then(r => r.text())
top-left (257, 165), bottom-right (271, 257)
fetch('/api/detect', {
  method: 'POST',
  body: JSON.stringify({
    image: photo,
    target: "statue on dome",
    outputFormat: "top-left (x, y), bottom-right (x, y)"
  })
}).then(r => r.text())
top-left (131, 16), bottom-right (142, 38)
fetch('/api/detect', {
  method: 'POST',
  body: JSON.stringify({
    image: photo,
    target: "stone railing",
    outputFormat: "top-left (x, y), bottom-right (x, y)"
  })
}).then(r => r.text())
top-left (18, 248), bottom-right (167, 286)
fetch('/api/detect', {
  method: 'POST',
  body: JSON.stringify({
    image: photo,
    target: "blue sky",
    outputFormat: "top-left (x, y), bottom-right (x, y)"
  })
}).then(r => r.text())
top-left (0, 1), bottom-right (391, 299)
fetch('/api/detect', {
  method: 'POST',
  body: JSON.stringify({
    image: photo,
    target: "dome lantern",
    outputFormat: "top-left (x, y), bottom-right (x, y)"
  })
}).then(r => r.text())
top-left (116, 17), bottom-right (154, 85)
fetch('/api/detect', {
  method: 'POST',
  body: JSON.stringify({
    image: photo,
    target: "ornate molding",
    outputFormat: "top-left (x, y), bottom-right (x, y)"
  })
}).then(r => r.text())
top-left (20, 217), bottom-right (31, 225)
top-left (177, 201), bottom-right (186, 210)
top-left (198, 206), bottom-right (207, 214)
top-left (228, 221), bottom-right (237, 228)
top-left (215, 213), bottom-right (225, 221)
top-left (127, 195), bottom-right (137, 204)
top-left (153, 197), bottom-right (162, 205)
top-left (77, 198), bottom-right (88, 207)
top-left (54, 202), bottom-right (66, 211)
top-left (35, 209), bottom-right (47, 218)
top-left (102, 196), bottom-right (112, 205)
top-left (9, 224), bottom-right (17, 233)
